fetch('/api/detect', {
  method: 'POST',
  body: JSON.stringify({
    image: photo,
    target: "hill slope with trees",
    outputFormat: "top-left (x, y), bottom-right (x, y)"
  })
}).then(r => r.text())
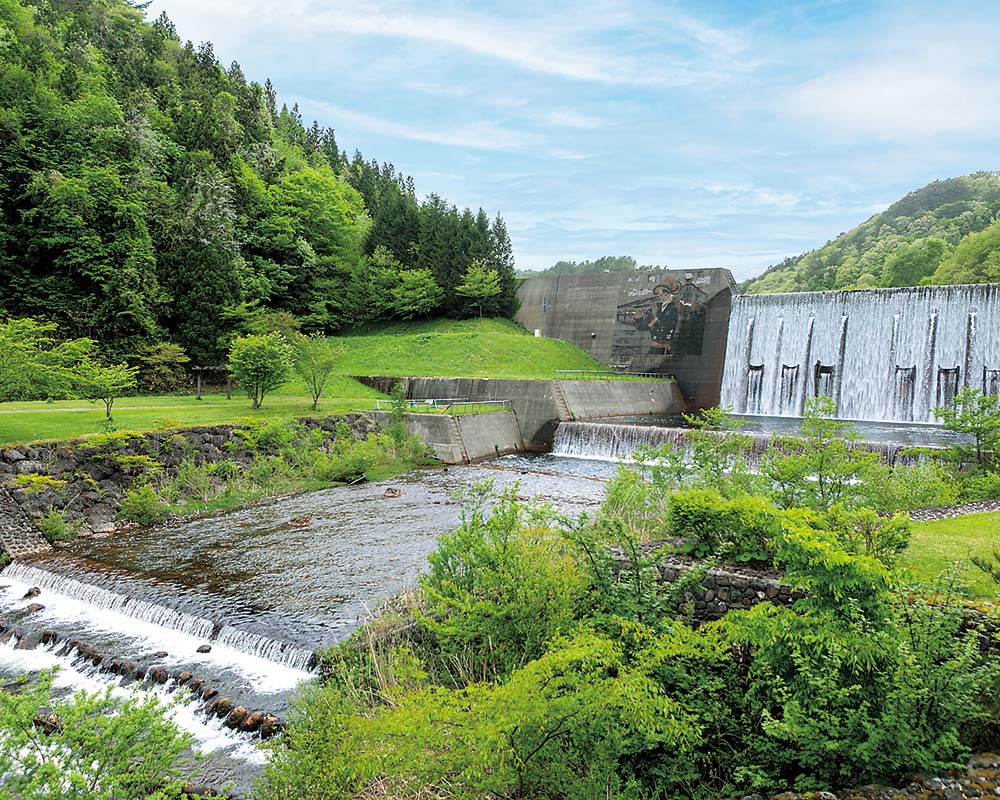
top-left (0, 0), bottom-right (517, 366)
top-left (744, 172), bottom-right (1000, 293)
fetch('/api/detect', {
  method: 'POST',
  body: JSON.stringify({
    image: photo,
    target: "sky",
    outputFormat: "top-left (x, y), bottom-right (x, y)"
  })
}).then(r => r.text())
top-left (149, 0), bottom-right (1000, 280)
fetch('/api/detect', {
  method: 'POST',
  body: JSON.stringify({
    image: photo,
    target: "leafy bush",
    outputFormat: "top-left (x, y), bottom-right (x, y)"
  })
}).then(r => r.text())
top-left (822, 504), bottom-right (911, 566)
top-left (117, 485), bottom-right (169, 525)
top-left (36, 508), bottom-right (76, 543)
top-left (668, 489), bottom-right (781, 562)
top-left (0, 669), bottom-right (195, 798)
top-left (959, 468), bottom-right (1000, 501)
top-left (11, 474), bottom-right (65, 495)
top-left (419, 483), bottom-right (587, 683)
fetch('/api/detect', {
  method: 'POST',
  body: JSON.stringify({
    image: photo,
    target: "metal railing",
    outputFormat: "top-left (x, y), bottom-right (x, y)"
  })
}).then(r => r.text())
top-left (553, 369), bottom-right (674, 381)
top-left (374, 398), bottom-right (512, 415)
top-left (442, 400), bottom-right (512, 415)
top-left (374, 397), bottom-right (468, 411)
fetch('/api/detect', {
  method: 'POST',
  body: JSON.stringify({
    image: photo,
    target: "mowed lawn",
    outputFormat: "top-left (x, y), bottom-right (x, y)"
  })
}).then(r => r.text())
top-left (901, 511), bottom-right (1000, 599)
top-left (0, 318), bottom-right (606, 445)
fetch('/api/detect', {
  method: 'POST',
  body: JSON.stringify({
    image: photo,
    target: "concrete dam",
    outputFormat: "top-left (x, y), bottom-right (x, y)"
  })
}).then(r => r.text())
top-left (516, 273), bottom-right (1000, 424)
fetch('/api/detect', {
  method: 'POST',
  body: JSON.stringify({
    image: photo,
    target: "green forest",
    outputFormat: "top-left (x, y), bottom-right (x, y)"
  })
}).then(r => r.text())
top-left (0, 0), bottom-right (518, 367)
top-left (744, 172), bottom-right (1000, 294)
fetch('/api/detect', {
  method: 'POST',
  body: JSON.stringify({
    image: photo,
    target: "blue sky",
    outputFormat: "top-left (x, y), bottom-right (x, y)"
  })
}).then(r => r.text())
top-left (150, 0), bottom-right (1000, 280)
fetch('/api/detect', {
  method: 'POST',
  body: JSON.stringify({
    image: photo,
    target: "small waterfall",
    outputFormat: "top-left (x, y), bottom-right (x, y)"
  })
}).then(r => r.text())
top-left (4, 564), bottom-right (215, 639)
top-left (936, 367), bottom-right (961, 408)
top-left (893, 366), bottom-right (917, 421)
top-left (721, 284), bottom-right (1000, 422)
top-left (216, 627), bottom-right (315, 671)
top-left (550, 422), bottom-right (908, 466)
top-left (552, 422), bottom-right (687, 461)
top-left (2, 563), bottom-right (316, 672)
top-left (814, 364), bottom-right (835, 398)
top-left (984, 367), bottom-right (1000, 396)
top-left (746, 365), bottom-right (765, 414)
top-left (779, 365), bottom-right (799, 415)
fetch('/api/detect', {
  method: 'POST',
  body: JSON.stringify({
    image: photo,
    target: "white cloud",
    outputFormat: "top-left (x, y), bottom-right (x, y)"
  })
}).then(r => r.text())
top-left (292, 98), bottom-right (539, 152)
top-left (155, 0), bottom-right (756, 88)
top-left (779, 32), bottom-right (1000, 140)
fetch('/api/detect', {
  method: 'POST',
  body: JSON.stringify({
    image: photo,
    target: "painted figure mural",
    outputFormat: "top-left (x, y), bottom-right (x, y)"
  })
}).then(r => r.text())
top-left (613, 276), bottom-right (707, 366)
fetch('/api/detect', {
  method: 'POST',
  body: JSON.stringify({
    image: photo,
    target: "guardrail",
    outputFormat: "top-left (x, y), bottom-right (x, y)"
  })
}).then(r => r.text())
top-left (374, 397), bottom-right (468, 411)
top-left (374, 398), bottom-right (512, 415)
top-left (442, 400), bottom-right (512, 415)
top-left (553, 370), bottom-right (674, 381)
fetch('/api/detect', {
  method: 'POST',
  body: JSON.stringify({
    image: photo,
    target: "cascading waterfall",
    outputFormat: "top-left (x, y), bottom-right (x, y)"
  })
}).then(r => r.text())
top-left (721, 284), bottom-right (1000, 422)
top-left (3, 563), bottom-right (313, 670)
top-left (216, 627), bottom-right (315, 671)
top-left (551, 421), bottom-right (908, 466)
top-left (5, 563), bottom-right (215, 639)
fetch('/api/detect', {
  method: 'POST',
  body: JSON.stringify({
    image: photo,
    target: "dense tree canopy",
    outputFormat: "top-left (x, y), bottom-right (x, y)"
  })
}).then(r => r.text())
top-left (744, 173), bottom-right (1000, 293)
top-left (0, 0), bottom-right (517, 366)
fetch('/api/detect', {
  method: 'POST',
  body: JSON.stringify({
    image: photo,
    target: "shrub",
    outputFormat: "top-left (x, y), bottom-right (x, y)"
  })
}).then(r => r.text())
top-left (117, 485), bottom-right (169, 525)
top-left (822, 504), bottom-right (911, 567)
top-left (668, 489), bottom-right (780, 563)
top-left (36, 509), bottom-right (76, 543)
top-left (0, 669), bottom-right (195, 797)
top-left (11, 474), bottom-right (65, 495)
top-left (419, 483), bottom-right (587, 683)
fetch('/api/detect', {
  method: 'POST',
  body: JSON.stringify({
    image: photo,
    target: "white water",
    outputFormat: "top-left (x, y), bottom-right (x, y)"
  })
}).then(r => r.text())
top-left (0, 636), bottom-right (267, 764)
top-left (552, 420), bottom-right (909, 465)
top-left (0, 568), bottom-right (311, 693)
top-left (4, 563), bottom-right (215, 639)
top-left (721, 284), bottom-right (1000, 422)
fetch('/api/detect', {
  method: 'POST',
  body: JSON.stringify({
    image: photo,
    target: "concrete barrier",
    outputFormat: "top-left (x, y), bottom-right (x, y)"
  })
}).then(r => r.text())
top-left (372, 410), bottom-right (524, 464)
top-left (359, 377), bottom-right (683, 451)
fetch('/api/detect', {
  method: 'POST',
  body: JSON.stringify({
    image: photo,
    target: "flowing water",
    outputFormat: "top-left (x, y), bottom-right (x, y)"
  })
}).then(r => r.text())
top-left (0, 464), bottom-right (604, 795)
top-left (721, 284), bottom-right (1000, 422)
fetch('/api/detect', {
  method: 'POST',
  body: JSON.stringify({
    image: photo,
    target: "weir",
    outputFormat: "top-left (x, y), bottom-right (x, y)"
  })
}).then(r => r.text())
top-left (720, 284), bottom-right (1000, 422)
top-left (551, 420), bottom-right (911, 465)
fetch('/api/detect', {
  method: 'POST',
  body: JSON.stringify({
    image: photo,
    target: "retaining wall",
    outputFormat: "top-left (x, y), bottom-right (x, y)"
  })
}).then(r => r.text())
top-left (372, 410), bottom-right (524, 464)
top-left (357, 377), bottom-right (683, 450)
top-left (0, 415), bottom-right (382, 551)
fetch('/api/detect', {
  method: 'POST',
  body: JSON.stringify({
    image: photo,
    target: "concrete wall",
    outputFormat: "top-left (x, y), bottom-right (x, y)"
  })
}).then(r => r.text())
top-left (357, 377), bottom-right (683, 451)
top-left (515, 269), bottom-right (737, 409)
top-left (372, 410), bottom-right (524, 464)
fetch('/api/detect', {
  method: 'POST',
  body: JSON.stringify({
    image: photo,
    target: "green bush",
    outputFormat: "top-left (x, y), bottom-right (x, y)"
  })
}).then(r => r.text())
top-left (117, 485), bottom-right (169, 525)
top-left (822, 504), bottom-right (911, 567)
top-left (668, 489), bottom-right (780, 562)
top-left (419, 483), bottom-right (587, 684)
top-left (36, 509), bottom-right (76, 543)
top-left (11, 474), bottom-right (66, 495)
top-left (959, 468), bottom-right (1000, 501)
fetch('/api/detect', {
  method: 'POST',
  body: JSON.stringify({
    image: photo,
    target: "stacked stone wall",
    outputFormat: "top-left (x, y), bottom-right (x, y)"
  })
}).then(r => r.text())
top-left (0, 415), bottom-right (380, 549)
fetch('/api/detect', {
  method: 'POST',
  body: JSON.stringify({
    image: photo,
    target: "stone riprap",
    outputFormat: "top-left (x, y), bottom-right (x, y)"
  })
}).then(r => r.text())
top-left (0, 486), bottom-right (51, 557)
top-left (730, 753), bottom-right (1000, 800)
top-left (0, 415), bottom-right (381, 549)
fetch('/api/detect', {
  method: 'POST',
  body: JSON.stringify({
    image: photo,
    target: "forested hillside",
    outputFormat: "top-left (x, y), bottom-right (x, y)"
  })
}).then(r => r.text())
top-left (0, 0), bottom-right (517, 364)
top-left (744, 172), bottom-right (1000, 294)
top-left (518, 255), bottom-right (665, 278)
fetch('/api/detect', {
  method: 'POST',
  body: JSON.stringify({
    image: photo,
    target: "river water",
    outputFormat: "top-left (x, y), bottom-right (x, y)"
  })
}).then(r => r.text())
top-left (0, 460), bottom-right (606, 795)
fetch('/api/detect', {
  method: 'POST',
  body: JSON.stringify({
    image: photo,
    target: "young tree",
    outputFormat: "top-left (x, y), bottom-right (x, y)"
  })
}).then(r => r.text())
top-left (228, 333), bottom-right (292, 408)
top-left (933, 386), bottom-right (1000, 468)
top-left (293, 333), bottom-right (340, 410)
top-left (0, 670), bottom-right (195, 799)
top-left (391, 269), bottom-right (443, 319)
top-left (455, 260), bottom-right (501, 318)
top-left (77, 358), bottom-right (140, 421)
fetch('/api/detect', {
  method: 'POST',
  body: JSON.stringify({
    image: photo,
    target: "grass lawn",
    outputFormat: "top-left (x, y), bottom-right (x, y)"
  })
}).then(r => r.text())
top-left (0, 376), bottom-right (383, 445)
top-left (901, 511), bottom-right (1000, 599)
top-left (0, 318), bottom-right (609, 445)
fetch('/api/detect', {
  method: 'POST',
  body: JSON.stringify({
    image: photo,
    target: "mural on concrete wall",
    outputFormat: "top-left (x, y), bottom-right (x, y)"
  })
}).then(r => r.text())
top-left (612, 274), bottom-right (708, 368)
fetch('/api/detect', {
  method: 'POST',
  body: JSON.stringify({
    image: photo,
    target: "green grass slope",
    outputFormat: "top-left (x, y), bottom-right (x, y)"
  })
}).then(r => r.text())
top-left (332, 318), bottom-right (605, 378)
